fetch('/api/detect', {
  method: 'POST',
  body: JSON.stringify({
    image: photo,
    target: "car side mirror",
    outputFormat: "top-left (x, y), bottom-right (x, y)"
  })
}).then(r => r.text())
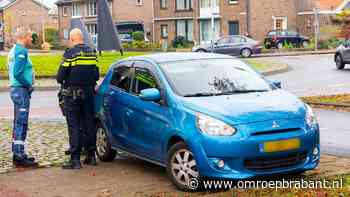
top-left (269, 79), bottom-right (282, 89)
top-left (139, 88), bottom-right (161, 101)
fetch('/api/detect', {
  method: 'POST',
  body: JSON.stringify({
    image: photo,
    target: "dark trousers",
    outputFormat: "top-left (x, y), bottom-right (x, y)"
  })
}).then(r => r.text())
top-left (64, 87), bottom-right (96, 161)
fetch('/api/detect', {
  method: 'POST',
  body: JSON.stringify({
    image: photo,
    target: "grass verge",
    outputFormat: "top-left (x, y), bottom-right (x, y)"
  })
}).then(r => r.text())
top-left (301, 94), bottom-right (350, 112)
top-left (0, 51), bottom-right (148, 78)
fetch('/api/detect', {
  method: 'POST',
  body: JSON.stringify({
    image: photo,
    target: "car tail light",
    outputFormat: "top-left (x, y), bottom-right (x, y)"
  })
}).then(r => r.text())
top-left (272, 36), bottom-right (277, 42)
top-left (255, 41), bottom-right (262, 47)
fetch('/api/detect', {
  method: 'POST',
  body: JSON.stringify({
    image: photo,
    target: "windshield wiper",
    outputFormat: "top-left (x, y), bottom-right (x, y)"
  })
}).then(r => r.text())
top-left (220, 89), bottom-right (269, 95)
top-left (183, 92), bottom-right (216, 97)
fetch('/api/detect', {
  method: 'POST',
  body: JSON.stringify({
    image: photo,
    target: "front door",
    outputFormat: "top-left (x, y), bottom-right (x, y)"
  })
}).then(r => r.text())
top-left (228, 21), bottom-right (239, 35)
top-left (124, 61), bottom-right (171, 161)
top-left (104, 64), bottom-right (134, 149)
top-left (214, 36), bottom-right (232, 54)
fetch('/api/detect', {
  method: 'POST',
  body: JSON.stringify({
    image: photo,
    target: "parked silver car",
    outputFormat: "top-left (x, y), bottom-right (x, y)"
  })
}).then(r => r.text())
top-left (192, 35), bottom-right (262, 58)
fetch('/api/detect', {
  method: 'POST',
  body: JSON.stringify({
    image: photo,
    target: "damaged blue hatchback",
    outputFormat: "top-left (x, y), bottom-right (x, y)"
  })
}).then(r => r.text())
top-left (95, 53), bottom-right (320, 191)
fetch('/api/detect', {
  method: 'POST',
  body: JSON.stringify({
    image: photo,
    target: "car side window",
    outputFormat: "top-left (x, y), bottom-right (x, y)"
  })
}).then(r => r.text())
top-left (287, 31), bottom-right (298, 36)
top-left (132, 68), bottom-right (158, 95)
top-left (217, 37), bottom-right (230, 44)
top-left (230, 36), bottom-right (242, 43)
top-left (268, 31), bottom-right (276, 37)
top-left (110, 66), bottom-right (133, 92)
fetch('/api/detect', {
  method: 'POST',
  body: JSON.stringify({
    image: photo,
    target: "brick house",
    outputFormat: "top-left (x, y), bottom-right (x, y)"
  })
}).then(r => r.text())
top-left (154, 0), bottom-right (299, 45)
top-left (0, 0), bottom-right (55, 47)
top-left (55, 0), bottom-right (154, 45)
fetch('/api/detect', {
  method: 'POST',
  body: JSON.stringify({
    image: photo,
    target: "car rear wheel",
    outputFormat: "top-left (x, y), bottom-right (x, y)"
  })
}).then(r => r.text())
top-left (336, 54), bottom-right (345, 70)
top-left (96, 122), bottom-right (116, 162)
top-left (276, 42), bottom-right (283, 49)
top-left (167, 142), bottom-right (200, 191)
top-left (196, 49), bottom-right (206, 53)
top-left (302, 41), bottom-right (309, 48)
top-left (240, 48), bottom-right (252, 58)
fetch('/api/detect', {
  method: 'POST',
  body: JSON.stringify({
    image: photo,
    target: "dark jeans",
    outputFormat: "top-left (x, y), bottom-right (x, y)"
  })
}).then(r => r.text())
top-left (64, 87), bottom-right (96, 161)
top-left (10, 87), bottom-right (31, 159)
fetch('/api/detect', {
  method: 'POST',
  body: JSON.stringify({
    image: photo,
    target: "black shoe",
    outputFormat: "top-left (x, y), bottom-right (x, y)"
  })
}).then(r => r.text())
top-left (13, 157), bottom-right (38, 167)
top-left (83, 154), bottom-right (97, 166)
top-left (65, 149), bottom-right (71, 155)
top-left (24, 155), bottom-right (36, 162)
top-left (62, 160), bottom-right (82, 170)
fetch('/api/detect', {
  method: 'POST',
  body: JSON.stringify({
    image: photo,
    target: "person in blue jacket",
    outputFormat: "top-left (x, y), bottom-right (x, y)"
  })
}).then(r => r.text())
top-left (7, 27), bottom-right (37, 167)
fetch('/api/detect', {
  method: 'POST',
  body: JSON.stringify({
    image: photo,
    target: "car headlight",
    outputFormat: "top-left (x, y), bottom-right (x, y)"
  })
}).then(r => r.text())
top-left (196, 113), bottom-right (236, 136)
top-left (305, 104), bottom-right (318, 127)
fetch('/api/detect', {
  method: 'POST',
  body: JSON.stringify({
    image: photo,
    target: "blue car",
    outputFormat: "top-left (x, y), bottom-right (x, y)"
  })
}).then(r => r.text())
top-left (94, 53), bottom-right (320, 191)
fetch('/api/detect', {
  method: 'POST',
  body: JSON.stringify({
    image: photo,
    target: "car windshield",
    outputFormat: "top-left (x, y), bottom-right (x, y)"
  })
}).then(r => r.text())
top-left (160, 59), bottom-right (272, 97)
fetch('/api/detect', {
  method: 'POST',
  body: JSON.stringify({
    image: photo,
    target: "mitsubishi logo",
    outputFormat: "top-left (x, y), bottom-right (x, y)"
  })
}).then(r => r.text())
top-left (272, 121), bottom-right (280, 128)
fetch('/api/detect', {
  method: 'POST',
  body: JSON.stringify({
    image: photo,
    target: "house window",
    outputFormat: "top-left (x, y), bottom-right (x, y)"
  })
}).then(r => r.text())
top-left (160, 0), bottom-right (167, 8)
top-left (136, 0), bottom-right (143, 6)
top-left (87, 0), bottom-right (97, 16)
top-left (176, 20), bottom-right (193, 41)
top-left (21, 10), bottom-right (26, 16)
top-left (87, 23), bottom-right (97, 36)
top-left (201, 0), bottom-right (219, 8)
top-left (200, 19), bottom-right (220, 44)
top-left (273, 16), bottom-right (287, 30)
top-left (228, 0), bottom-right (238, 4)
top-left (161, 25), bottom-right (168, 38)
top-left (72, 2), bottom-right (81, 17)
top-left (63, 29), bottom-right (69, 40)
top-left (176, 0), bottom-right (192, 10)
top-left (62, 6), bottom-right (68, 16)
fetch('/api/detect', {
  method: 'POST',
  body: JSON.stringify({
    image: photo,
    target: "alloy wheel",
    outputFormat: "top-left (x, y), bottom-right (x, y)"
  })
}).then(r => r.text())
top-left (302, 41), bottom-right (309, 48)
top-left (96, 127), bottom-right (107, 156)
top-left (277, 42), bottom-right (283, 49)
top-left (170, 149), bottom-right (199, 187)
top-left (241, 49), bottom-right (252, 58)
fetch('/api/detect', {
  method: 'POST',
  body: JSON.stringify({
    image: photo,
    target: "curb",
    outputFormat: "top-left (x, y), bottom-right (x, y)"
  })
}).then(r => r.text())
top-left (305, 101), bottom-right (350, 108)
top-left (253, 50), bottom-right (335, 58)
top-left (0, 86), bottom-right (59, 92)
top-left (261, 64), bottom-right (290, 76)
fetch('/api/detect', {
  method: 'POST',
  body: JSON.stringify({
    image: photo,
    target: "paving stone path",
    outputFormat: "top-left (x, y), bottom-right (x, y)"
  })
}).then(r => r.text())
top-left (0, 120), bottom-right (68, 173)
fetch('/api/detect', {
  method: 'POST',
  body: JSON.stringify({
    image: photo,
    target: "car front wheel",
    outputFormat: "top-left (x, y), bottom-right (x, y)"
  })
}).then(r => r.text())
top-left (167, 142), bottom-right (200, 191)
top-left (276, 42), bottom-right (283, 49)
top-left (302, 41), bottom-right (309, 48)
top-left (96, 122), bottom-right (116, 162)
top-left (336, 54), bottom-right (345, 70)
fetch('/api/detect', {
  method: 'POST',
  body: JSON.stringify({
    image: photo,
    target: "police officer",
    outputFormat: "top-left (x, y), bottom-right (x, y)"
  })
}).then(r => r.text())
top-left (56, 28), bottom-right (99, 169)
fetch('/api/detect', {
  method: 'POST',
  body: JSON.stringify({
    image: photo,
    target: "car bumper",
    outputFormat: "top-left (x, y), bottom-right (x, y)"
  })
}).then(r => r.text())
top-left (189, 124), bottom-right (320, 179)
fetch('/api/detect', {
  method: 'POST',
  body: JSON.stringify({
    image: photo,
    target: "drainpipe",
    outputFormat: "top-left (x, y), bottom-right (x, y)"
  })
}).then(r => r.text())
top-left (246, 0), bottom-right (250, 36)
top-left (152, 0), bottom-right (155, 42)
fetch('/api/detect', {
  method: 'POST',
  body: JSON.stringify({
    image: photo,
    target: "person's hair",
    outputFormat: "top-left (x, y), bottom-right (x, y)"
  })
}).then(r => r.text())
top-left (15, 27), bottom-right (32, 39)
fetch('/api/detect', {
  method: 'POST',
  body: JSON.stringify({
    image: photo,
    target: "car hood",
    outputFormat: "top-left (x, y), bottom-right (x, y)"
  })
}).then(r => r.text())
top-left (179, 90), bottom-right (305, 125)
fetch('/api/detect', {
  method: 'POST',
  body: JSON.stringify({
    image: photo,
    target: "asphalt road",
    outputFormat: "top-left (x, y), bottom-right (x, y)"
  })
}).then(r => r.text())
top-left (0, 54), bottom-right (349, 156)
top-left (262, 54), bottom-right (350, 97)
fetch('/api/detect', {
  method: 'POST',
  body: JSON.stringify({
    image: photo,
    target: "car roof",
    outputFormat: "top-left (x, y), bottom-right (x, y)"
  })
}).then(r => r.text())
top-left (124, 52), bottom-right (236, 64)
